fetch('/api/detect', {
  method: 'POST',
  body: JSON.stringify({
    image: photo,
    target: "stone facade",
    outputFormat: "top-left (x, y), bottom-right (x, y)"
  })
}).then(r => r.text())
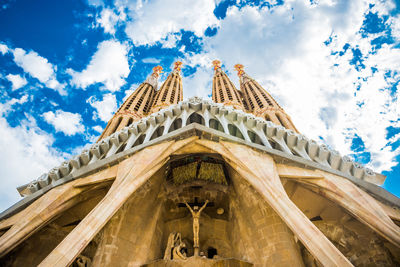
top-left (0, 61), bottom-right (399, 267)
top-left (1, 135), bottom-right (399, 266)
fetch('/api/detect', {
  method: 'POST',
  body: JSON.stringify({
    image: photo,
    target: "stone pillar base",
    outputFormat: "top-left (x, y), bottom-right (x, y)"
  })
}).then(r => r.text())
top-left (143, 257), bottom-right (253, 267)
top-left (194, 247), bottom-right (199, 256)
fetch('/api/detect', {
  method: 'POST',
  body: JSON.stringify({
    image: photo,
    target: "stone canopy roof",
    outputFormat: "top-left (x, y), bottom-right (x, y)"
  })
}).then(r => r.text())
top-left (3, 96), bottom-right (396, 220)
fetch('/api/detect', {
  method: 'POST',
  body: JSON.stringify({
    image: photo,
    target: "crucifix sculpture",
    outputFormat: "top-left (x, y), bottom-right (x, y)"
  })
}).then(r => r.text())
top-left (183, 198), bottom-right (209, 256)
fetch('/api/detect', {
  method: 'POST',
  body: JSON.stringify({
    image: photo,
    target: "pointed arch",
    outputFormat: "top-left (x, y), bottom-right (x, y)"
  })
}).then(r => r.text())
top-left (133, 134), bottom-right (146, 147)
top-left (247, 131), bottom-right (263, 145)
top-left (209, 119), bottom-right (224, 133)
top-left (150, 126), bottom-right (165, 141)
top-left (186, 113), bottom-right (205, 126)
top-left (168, 118), bottom-right (182, 133)
top-left (228, 124), bottom-right (244, 140)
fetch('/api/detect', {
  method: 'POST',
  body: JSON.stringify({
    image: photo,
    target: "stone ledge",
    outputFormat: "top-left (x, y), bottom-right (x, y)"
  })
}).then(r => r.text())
top-left (1, 123), bottom-right (399, 222)
top-left (143, 257), bottom-right (253, 267)
top-left (18, 97), bottom-right (386, 199)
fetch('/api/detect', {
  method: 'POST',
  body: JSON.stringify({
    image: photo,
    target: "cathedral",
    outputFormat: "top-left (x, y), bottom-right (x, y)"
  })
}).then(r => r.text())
top-left (0, 60), bottom-right (399, 267)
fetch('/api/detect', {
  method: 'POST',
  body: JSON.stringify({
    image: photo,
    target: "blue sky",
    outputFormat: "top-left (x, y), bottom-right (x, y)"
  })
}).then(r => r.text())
top-left (0, 0), bottom-right (399, 211)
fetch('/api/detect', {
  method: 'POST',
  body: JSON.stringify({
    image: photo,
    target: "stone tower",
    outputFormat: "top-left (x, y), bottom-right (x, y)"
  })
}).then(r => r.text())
top-left (212, 60), bottom-right (244, 110)
top-left (0, 61), bottom-right (399, 267)
top-left (151, 61), bottom-right (183, 113)
top-left (98, 66), bottom-right (163, 140)
top-left (234, 64), bottom-right (298, 132)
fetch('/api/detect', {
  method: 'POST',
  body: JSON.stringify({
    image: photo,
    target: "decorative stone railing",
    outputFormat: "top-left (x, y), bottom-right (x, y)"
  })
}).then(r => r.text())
top-left (19, 97), bottom-right (383, 196)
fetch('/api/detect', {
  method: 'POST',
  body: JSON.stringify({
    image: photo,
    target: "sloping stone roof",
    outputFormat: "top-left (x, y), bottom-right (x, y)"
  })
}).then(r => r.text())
top-left (18, 96), bottom-right (385, 198)
top-left (1, 99), bottom-right (397, 220)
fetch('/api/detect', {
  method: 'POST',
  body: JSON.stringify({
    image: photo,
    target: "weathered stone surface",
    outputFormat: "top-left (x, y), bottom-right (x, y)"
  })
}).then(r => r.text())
top-left (229, 170), bottom-right (304, 266)
top-left (92, 169), bottom-right (165, 266)
top-left (314, 221), bottom-right (399, 266)
top-left (0, 192), bottom-right (107, 266)
top-left (196, 139), bottom-right (353, 266)
top-left (144, 257), bottom-right (253, 266)
top-left (16, 97), bottom-right (387, 200)
top-left (0, 137), bottom-right (399, 267)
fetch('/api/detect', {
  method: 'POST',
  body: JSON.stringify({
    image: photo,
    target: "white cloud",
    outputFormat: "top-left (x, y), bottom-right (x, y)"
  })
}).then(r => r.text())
top-left (42, 110), bottom-right (85, 136)
top-left (162, 33), bottom-right (182, 48)
top-left (388, 14), bottom-right (400, 41)
top-left (96, 8), bottom-right (126, 34)
top-left (93, 125), bottom-right (103, 133)
top-left (6, 74), bottom-right (27, 90)
top-left (0, 101), bottom-right (66, 211)
top-left (13, 48), bottom-right (53, 82)
top-left (184, 0), bottom-right (400, 172)
top-left (183, 52), bottom-right (213, 68)
top-left (142, 57), bottom-right (161, 64)
top-left (87, 93), bottom-right (117, 122)
top-left (88, 0), bottom-right (104, 7)
top-left (12, 48), bottom-right (66, 95)
top-left (0, 95), bottom-right (29, 115)
top-left (68, 40), bottom-right (130, 92)
top-left (182, 65), bottom-right (213, 99)
top-left (0, 43), bottom-right (9, 55)
top-left (124, 0), bottom-right (218, 46)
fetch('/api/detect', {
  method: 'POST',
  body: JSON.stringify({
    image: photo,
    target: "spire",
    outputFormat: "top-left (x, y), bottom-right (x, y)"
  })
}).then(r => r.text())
top-left (234, 64), bottom-right (299, 132)
top-left (173, 60), bottom-right (182, 74)
top-left (151, 61), bottom-right (183, 113)
top-left (144, 65), bottom-right (163, 88)
top-left (211, 60), bottom-right (244, 110)
top-left (212, 60), bottom-right (222, 72)
top-left (98, 66), bottom-right (162, 140)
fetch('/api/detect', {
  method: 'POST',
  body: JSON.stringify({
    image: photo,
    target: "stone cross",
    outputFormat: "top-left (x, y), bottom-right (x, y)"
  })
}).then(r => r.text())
top-left (179, 198), bottom-right (211, 256)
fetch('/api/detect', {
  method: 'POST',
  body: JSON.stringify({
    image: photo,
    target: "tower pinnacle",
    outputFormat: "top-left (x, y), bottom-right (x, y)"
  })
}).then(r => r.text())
top-left (211, 60), bottom-right (244, 110)
top-left (234, 63), bottom-right (253, 85)
top-left (212, 60), bottom-right (222, 72)
top-left (144, 65), bottom-right (163, 88)
top-left (173, 61), bottom-right (183, 73)
top-left (234, 64), bottom-right (298, 132)
top-left (233, 64), bottom-right (244, 75)
top-left (151, 61), bottom-right (183, 113)
top-left (153, 65), bottom-right (163, 74)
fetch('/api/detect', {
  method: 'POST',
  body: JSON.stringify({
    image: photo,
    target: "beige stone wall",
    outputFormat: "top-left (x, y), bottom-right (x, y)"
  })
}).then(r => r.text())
top-left (92, 169), bottom-right (165, 266)
top-left (0, 189), bottom-right (108, 266)
top-left (229, 169), bottom-right (305, 267)
top-left (145, 257), bottom-right (252, 266)
top-left (285, 180), bottom-right (400, 266)
top-left (1, 225), bottom-right (69, 266)
top-left (2, 141), bottom-right (399, 266)
top-left (87, 161), bottom-right (306, 267)
top-left (315, 220), bottom-right (398, 266)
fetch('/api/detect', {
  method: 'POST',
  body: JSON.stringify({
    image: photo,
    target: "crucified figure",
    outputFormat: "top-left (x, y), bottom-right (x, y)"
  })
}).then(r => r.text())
top-left (185, 200), bottom-right (209, 256)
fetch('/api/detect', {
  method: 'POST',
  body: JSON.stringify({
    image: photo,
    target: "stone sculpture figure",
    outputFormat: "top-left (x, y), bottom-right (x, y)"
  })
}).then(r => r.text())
top-left (164, 232), bottom-right (179, 260)
top-left (185, 200), bottom-right (209, 256)
top-left (172, 241), bottom-right (187, 260)
top-left (164, 232), bottom-right (187, 260)
top-left (74, 255), bottom-right (91, 267)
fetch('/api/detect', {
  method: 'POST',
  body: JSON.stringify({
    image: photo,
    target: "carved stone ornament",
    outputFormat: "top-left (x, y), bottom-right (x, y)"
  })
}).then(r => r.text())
top-left (164, 232), bottom-right (187, 260)
top-left (74, 255), bottom-right (92, 267)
